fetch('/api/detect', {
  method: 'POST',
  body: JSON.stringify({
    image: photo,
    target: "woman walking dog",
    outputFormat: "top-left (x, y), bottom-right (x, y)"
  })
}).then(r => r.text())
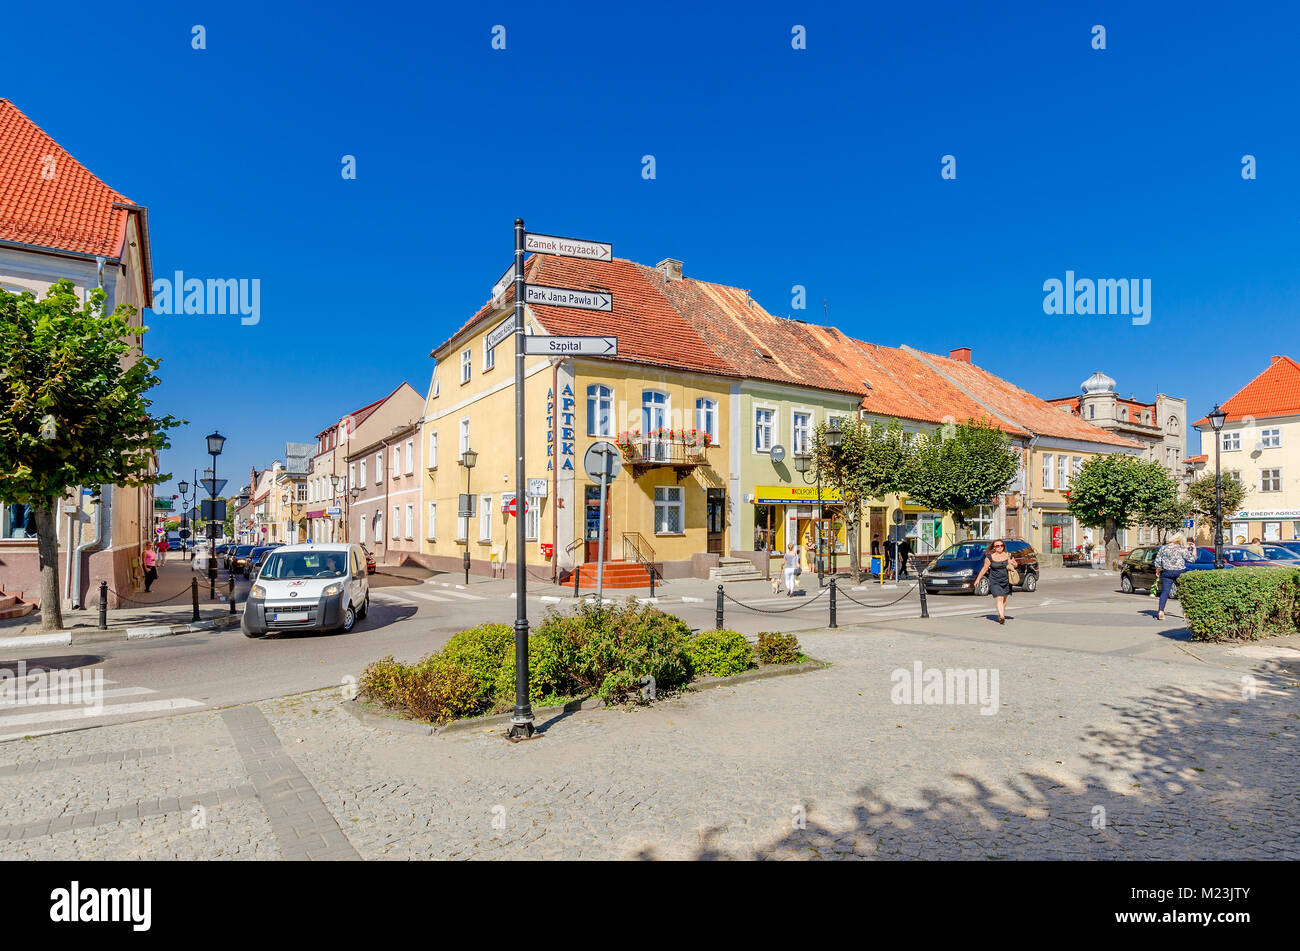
top-left (973, 539), bottom-right (1017, 624)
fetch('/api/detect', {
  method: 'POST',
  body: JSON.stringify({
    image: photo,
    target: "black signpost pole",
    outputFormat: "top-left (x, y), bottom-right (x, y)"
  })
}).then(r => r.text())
top-left (508, 219), bottom-right (535, 741)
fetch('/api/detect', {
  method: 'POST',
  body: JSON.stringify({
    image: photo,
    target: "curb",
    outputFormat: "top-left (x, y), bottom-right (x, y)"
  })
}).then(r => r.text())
top-left (343, 656), bottom-right (829, 738)
top-left (0, 614), bottom-right (242, 650)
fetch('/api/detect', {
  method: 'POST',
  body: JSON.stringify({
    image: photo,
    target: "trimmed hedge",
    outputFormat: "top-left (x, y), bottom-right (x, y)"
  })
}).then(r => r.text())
top-left (1176, 567), bottom-right (1300, 642)
top-left (686, 629), bottom-right (754, 677)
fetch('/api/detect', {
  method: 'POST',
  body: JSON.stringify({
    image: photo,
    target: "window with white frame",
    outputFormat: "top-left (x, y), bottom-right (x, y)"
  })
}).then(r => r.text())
top-left (360, 515), bottom-right (367, 545)
top-left (405, 504), bottom-right (414, 539)
top-left (1057, 455), bottom-right (1068, 490)
top-left (374, 451), bottom-right (383, 483)
top-left (428, 430), bottom-right (438, 468)
top-left (754, 407), bottom-right (775, 452)
top-left (1042, 453), bottom-right (1054, 490)
top-left (427, 501), bottom-right (437, 540)
top-left (587, 385), bottom-right (613, 437)
top-left (524, 490), bottom-right (540, 540)
top-left (360, 459), bottom-right (367, 485)
top-left (461, 348), bottom-right (472, 383)
top-left (483, 337), bottom-right (495, 372)
top-left (393, 444), bottom-right (402, 479)
top-left (1072, 456), bottom-right (1083, 478)
top-left (1222, 431), bottom-right (1241, 451)
top-left (405, 439), bottom-right (414, 474)
top-left (654, 485), bottom-right (684, 534)
top-left (392, 506), bottom-right (400, 538)
top-left (792, 411), bottom-right (811, 455)
top-left (642, 390), bottom-right (669, 460)
top-left (1261, 428), bottom-right (1281, 448)
top-left (695, 398), bottom-right (718, 444)
top-left (1261, 468), bottom-right (1282, 492)
top-left (459, 418), bottom-right (470, 460)
top-left (374, 512), bottom-right (383, 541)
top-left (1225, 469), bottom-right (1242, 483)
top-left (480, 495), bottom-right (492, 541)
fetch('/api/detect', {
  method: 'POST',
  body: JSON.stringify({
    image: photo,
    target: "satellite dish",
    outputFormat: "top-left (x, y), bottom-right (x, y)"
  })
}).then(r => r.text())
top-left (771, 444), bottom-right (786, 464)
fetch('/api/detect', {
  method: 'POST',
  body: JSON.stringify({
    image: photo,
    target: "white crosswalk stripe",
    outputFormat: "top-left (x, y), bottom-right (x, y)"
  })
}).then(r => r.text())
top-left (0, 675), bottom-right (205, 742)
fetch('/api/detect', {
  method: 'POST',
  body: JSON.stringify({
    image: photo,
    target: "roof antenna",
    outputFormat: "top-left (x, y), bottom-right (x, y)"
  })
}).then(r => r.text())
top-left (823, 299), bottom-right (828, 322)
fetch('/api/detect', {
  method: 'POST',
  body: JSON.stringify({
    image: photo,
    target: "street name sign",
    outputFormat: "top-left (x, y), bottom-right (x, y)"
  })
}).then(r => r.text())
top-left (524, 233), bottom-right (612, 262)
top-left (491, 262), bottom-right (517, 303)
top-left (486, 317), bottom-right (517, 350)
top-left (522, 335), bottom-right (617, 357)
top-left (525, 284), bottom-right (612, 312)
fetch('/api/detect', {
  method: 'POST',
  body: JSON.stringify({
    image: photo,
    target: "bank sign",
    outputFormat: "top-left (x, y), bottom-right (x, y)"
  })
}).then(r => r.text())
top-left (1231, 509), bottom-right (1300, 519)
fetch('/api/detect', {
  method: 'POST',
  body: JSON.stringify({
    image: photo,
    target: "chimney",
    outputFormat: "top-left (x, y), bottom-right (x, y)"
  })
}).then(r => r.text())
top-left (657, 258), bottom-right (683, 282)
top-left (949, 347), bottom-right (972, 363)
top-left (1273, 355), bottom-right (1283, 364)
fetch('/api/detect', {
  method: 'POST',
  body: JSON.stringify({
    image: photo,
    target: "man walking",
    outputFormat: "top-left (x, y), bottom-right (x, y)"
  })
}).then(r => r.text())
top-left (898, 536), bottom-right (913, 578)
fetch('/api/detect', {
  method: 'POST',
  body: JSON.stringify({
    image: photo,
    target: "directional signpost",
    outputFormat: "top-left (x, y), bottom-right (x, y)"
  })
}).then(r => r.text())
top-left (522, 336), bottom-right (617, 357)
top-left (504, 221), bottom-right (616, 742)
top-left (524, 284), bottom-right (612, 312)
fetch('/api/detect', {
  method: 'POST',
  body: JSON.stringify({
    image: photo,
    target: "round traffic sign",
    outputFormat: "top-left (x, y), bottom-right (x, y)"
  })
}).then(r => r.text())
top-left (583, 441), bottom-right (621, 484)
top-left (506, 496), bottom-right (529, 518)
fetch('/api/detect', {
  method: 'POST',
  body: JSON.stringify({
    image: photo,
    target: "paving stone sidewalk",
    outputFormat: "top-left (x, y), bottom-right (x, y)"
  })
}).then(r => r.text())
top-left (0, 623), bottom-right (1296, 860)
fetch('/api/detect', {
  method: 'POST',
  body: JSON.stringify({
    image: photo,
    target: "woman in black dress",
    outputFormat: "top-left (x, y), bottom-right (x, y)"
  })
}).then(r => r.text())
top-left (973, 539), bottom-right (1013, 624)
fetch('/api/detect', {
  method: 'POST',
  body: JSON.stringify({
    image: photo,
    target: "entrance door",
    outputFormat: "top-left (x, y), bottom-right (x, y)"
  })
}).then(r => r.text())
top-left (584, 485), bottom-right (611, 562)
top-left (706, 489), bottom-right (725, 555)
top-left (869, 508), bottom-right (885, 560)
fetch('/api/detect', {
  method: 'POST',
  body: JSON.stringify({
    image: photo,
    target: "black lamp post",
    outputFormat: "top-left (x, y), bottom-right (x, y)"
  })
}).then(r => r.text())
top-left (460, 448), bottom-right (477, 584)
top-left (205, 432), bottom-right (225, 597)
top-left (177, 473), bottom-right (196, 561)
top-left (349, 485), bottom-right (360, 545)
top-left (1208, 404), bottom-right (1228, 569)
top-left (793, 418), bottom-right (843, 585)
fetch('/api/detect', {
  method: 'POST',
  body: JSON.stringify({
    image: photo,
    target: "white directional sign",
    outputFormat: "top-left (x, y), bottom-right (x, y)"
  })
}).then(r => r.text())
top-left (485, 317), bottom-right (517, 350)
top-left (525, 233), bottom-right (612, 262)
top-left (525, 284), bottom-right (612, 312)
top-left (491, 262), bottom-right (516, 303)
top-left (523, 335), bottom-right (618, 356)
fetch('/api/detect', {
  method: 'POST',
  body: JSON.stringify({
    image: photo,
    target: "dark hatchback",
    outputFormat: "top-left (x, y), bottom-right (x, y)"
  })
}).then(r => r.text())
top-left (921, 539), bottom-right (1039, 595)
top-left (1118, 545), bottom-right (1254, 596)
top-left (227, 544), bottom-right (257, 573)
top-left (244, 545), bottom-right (280, 578)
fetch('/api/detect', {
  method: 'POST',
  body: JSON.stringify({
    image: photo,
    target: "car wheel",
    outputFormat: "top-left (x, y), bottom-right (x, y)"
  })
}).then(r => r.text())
top-left (1120, 574), bottom-right (1134, 593)
top-left (1022, 572), bottom-right (1038, 592)
top-left (339, 603), bottom-right (357, 633)
top-left (241, 615), bottom-right (264, 639)
top-left (357, 593), bottom-right (369, 620)
top-left (975, 576), bottom-right (990, 596)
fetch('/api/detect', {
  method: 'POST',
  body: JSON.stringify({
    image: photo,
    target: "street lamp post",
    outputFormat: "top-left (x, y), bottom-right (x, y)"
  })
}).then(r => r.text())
top-left (793, 418), bottom-right (843, 586)
top-left (1208, 404), bottom-right (1228, 569)
top-left (177, 473), bottom-right (196, 562)
top-left (460, 448), bottom-right (477, 585)
top-left (330, 473), bottom-right (342, 542)
top-left (205, 432), bottom-right (225, 598)
top-left (349, 486), bottom-right (360, 546)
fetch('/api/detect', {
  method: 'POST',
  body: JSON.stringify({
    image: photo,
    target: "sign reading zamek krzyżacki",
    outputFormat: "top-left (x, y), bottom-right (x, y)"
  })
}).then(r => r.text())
top-left (524, 233), bottom-right (613, 262)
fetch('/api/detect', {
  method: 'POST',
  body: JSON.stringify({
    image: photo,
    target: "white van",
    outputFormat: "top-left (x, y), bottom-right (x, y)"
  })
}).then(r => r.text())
top-left (241, 543), bottom-right (370, 637)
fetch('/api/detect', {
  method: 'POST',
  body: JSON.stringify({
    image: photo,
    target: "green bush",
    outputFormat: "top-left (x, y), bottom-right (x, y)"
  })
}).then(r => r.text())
top-left (686, 629), bottom-right (754, 677)
top-left (576, 600), bottom-right (693, 704)
top-left (359, 653), bottom-right (480, 725)
top-left (358, 655), bottom-right (405, 708)
top-left (1176, 568), bottom-right (1299, 642)
top-left (755, 632), bottom-right (802, 665)
top-left (441, 623), bottom-right (515, 710)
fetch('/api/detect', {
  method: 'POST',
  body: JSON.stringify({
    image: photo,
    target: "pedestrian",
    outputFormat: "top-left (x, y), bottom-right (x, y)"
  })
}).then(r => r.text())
top-left (782, 544), bottom-right (800, 597)
top-left (973, 539), bottom-right (1014, 624)
top-left (1246, 537), bottom-right (1266, 557)
top-left (1153, 532), bottom-right (1197, 621)
top-left (142, 542), bottom-right (158, 593)
top-left (871, 533), bottom-right (881, 557)
top-left (898, 536), bottom-right (913, 578)
top-left (157, 534), bottom-right (169, 566)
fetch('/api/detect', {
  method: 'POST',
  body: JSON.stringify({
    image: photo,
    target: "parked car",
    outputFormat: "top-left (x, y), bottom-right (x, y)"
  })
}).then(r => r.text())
top-left (359, 544), bottom-right (377, 574)
top-left (1270, 540), bottom-right (1300, 558)
top-left (1258, 544), bottom-right (1300, 564)
top-left (1119, 545), bottom-right (1249, 597)
top-left (921, 538), bottom-right (1039, 595)
top-left (242, 543), bottom-right (371, 637)
top-left (1212, 546), bottom-right (1294, 569)
top-left (244, 545), bottom-right (276, 578)
top-left (227, 544), bottom-right (257, 573)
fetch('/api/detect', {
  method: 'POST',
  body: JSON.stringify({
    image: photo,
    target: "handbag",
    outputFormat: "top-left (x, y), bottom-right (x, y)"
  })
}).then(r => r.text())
top-left (1006, 559), bottom-right (1021, 587)
top-left (795, 566), bottom-right (802, 577)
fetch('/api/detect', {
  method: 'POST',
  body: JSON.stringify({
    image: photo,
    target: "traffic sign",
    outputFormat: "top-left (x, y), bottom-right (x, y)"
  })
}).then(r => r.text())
top-left (504, 495), bottom-right (529, 518)
top-left (524, 233), bottom-right (612, 262)
top-left (583, 441), bottom-right (621, 484)
top-left (522, 335), bottom-right (617, 357)
top-left (492, 262), bottom-right (517, 303)
top-left (486, 317), bottom-right (517, 350)
top-left (525, 284), bottom-right (612, 312)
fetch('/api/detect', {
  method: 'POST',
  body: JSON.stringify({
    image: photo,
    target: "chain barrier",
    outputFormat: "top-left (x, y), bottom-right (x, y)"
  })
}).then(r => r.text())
top-left (838, 583), bottom-right (919, 609)
top-left (721, 585), bottom-right (829, 615)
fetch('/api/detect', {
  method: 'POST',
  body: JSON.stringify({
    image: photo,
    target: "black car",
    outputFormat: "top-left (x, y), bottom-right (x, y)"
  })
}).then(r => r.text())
top-left (245, 545), bottom-right (278, 578)
top-left (922, 538), bottom-right (1039, 595)
top-left (1119, 545), bottom-right (1232, 596)
top-left (227, 544), bottom-right (257, 573)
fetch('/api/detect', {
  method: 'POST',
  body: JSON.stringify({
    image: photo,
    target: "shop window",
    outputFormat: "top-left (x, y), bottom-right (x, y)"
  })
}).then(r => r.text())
top-left (654, 486), bottom-right (684, 534)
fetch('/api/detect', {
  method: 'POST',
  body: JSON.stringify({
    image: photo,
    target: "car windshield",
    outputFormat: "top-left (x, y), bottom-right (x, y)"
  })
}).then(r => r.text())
top-left (1263, 546), bottom-right (1300, 560)
top-left (1223, 548), bottom-right (1265, 562)
top-left (260, 551), bottom-right (347, 579)
top-left (937, 543), bottom-right (988, 561)
top-left (235, 546), bottom-right (255, 556)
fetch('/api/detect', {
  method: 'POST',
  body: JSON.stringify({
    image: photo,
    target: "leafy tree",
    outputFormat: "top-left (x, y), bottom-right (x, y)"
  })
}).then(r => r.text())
top-left (1183, 472), bottom-right (1248, 542)
top-left (0, 281), bottom-right (181, 631)
top-left (814, 417), bottom-right (912, 581)
top-left (1066, 455), bottom-right (1180, 568)
top-left (898, 420), bottom-right (1020, 530)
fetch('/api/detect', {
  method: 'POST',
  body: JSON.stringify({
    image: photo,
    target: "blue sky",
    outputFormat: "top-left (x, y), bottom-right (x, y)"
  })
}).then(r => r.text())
top-left (5, 0), bottom-right (1298, 498)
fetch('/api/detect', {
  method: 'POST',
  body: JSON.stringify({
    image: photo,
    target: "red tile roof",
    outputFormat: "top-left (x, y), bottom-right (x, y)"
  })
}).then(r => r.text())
top-left (1186, 454), bottom-right (1207, 463)
top-left (1193, 355), bottom-right (1300, 425)
top-left (906, 347), bottom-right (1142, 448)
top-left (0, 99), bottom-right (135, 258)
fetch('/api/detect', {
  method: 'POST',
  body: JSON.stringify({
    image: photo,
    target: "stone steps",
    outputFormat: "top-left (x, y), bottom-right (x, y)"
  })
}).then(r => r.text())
top-left (0, 591), bottom-right (37, 620)
top-left (709, 557), bottom-right (766, 583)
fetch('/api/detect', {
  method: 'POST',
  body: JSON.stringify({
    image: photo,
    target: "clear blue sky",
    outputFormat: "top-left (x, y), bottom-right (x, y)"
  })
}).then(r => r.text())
top-left (5, 0), bottom-right (1297, 499)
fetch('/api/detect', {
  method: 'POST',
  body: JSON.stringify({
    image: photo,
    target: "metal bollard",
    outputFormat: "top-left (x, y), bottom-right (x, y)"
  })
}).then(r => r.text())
top-left (715, 584), bottom-right (724, 630)
top-left (98, 581), bottom-right (108, 630)
top-left (228, 576), bottom-right (236, 614)
top-left (573, 566), bottom-right (580, 599)
top-left (919, 577), bottom-right (930, 619)
top-left (829, 579), bottom-right (837, 629)
top-left (191, 577), bottom-right (200, 622)
top-left (649, 565), bottom-right (656, 598)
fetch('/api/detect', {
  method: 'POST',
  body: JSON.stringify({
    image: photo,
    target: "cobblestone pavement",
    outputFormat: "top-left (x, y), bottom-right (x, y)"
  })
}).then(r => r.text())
top-left (0, 624), bottom-right (1296, 860)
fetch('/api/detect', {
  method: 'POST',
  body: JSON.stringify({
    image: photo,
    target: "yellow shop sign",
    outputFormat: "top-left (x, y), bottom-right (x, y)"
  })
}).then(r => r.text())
top-left (753, 485), bottom-right (844, 504)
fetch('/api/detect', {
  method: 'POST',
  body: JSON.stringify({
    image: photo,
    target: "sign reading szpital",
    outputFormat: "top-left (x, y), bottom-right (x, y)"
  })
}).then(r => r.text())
top-left (522, 336), bottom-right (617, 357)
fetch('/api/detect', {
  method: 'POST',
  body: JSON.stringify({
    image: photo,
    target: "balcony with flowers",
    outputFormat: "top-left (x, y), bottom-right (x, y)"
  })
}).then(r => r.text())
top-left (614, 428), bottom-right (713, 480)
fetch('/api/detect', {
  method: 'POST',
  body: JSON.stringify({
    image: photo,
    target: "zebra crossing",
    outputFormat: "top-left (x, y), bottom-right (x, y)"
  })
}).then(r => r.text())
top-left (370, 582), bottom-right (493, 606)
top-left (0, 668), bottom-right (204, 743)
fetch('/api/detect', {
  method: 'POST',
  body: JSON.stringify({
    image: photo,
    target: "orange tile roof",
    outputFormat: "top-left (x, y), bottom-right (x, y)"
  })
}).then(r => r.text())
top-left (0, 99), bottom-right (134, 258)
top-left (1186, 454), bottom-right (1208, 463)
top-left (906, 347), bottom-right (1142, 448)
top-left (1193, 355), bottom-right (1300, 425)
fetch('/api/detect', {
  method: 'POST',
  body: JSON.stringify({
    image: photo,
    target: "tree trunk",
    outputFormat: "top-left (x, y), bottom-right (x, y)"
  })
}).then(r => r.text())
top-left (1103, 516), bottom-right (1119, 571)
top-left (33, 500), bottom-right (64, 631)
top-left (847, 505), bottom-right (861, 583)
